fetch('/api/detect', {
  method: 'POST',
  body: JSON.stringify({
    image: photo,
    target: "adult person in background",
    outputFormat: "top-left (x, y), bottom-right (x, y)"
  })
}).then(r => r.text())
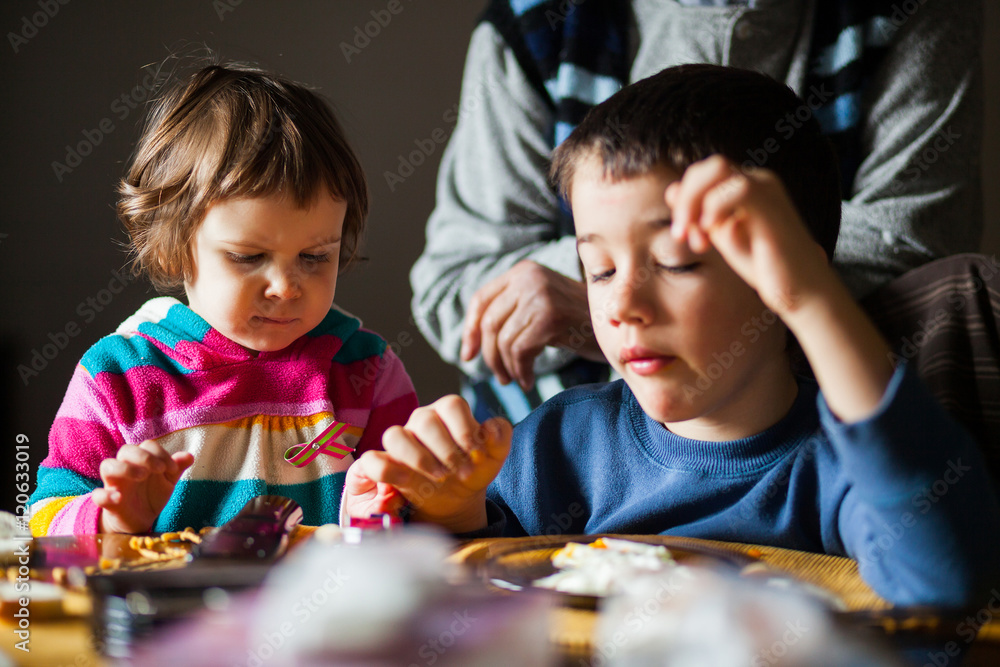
top-left (411, 0), bottom-right (983, 424)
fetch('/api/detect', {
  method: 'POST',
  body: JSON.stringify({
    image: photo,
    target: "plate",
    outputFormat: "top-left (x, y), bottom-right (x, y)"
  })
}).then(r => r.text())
top-left (482, 534), bottom-right (759, 609)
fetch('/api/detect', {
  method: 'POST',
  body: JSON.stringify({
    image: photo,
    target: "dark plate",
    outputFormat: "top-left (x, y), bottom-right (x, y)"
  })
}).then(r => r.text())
top-left (482, 534), bottom-right (759, 609)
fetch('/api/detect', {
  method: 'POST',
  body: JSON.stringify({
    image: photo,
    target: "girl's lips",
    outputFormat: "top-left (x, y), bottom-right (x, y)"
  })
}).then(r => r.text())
top-left (255, 316), bottom-right (297, 325)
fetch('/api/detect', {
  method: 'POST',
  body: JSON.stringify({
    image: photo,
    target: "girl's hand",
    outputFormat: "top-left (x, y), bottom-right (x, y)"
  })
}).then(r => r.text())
top-left (93, 440), bottom-right (194, 534)
top-left (345, 395), bottom-right (511, 533)
top-left (666, 155), bottom-right (834, 317)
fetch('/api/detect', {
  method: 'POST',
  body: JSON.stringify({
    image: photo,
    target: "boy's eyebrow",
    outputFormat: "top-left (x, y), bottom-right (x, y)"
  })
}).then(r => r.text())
top-left (576, 217), bottom-right (672, 246)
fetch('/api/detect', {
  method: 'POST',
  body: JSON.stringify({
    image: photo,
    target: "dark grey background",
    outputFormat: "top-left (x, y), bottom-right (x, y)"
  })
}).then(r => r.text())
top-left (1, 1), bottom-right (998, 515)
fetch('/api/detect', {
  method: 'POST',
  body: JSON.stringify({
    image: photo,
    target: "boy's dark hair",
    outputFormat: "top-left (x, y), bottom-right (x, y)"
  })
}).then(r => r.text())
top-left (118, 63), bottom-right (369, 292)
top-left (550, 64), bottom-right (841, 259)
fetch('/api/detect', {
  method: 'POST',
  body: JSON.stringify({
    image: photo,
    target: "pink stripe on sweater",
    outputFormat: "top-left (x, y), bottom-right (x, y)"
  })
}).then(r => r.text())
top-left (355, 393), bottom-right (418, 456)
top-left (43, 417), bottom-right (123, 476)
top-left (48, 495), bottom-right (101, 535)
top-left (86, 359), bottom-right (338, 428)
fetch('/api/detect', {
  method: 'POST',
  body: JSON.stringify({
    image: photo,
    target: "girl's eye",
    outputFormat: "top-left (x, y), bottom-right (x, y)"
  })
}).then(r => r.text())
top-left (659, 262), bottom-right (700, 274)
top-left (588, 268), bottom-right (615, 283)
top-left (227, 252), bottom-right (262, 264)
top-left (300, 253), bottom-right (331, 264)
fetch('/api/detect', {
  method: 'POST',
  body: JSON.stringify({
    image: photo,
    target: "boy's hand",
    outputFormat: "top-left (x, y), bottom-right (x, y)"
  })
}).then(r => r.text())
top-left (666, 156), bottom-right (832, 316)
top-left (345, 395), bottom-right (511, 533)
top-left (92, 441), bottom-right (194, 534)
top-left (669, 156), bottom-right (894, 421)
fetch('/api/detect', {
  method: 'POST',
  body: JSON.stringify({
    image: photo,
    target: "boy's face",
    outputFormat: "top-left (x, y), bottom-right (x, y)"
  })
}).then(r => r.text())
top-left (185, 190), bottom-right (346, 353)
top-left (572, 155), bottom-right (793, 440)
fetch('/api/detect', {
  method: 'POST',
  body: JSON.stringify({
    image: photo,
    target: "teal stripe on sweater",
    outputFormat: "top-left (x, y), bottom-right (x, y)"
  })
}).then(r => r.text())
top-left (333, 329), bottom-right (387, 365)
top-left (154, 474), bottom-right (347, 531)
top-left (80, 332), bottom-right (196, 377)
top-left (307, 307), bottom-right (361, 342)
top-left (29, 466), bottom-right (101, 506)
top-left (136, 302), bottom-right (212, 349)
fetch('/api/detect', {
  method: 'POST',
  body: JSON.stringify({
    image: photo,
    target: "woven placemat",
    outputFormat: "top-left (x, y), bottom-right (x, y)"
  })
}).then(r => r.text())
top-left (450, 534), bottom-right (1000, 657)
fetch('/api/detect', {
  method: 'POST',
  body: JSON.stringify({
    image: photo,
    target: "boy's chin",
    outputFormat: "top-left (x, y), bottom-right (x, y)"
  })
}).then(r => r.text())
top-left (631, 389), bottom-right (702, 426)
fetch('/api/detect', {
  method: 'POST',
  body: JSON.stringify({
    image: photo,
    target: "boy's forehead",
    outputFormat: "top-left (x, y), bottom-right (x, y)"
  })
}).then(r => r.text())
top-left (571, 156), bottom-right (680, 236)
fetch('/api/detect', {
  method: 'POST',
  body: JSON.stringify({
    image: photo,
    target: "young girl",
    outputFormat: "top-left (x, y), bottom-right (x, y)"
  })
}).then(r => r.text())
top-left (29, 64), bottom-right (418, 535)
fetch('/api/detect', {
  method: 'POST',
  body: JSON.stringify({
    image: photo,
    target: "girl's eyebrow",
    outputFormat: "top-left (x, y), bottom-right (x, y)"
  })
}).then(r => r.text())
top-left (217, 236), bottom-right (342, 249)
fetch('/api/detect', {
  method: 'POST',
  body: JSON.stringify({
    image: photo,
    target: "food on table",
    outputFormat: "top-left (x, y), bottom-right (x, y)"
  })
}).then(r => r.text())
top-left (533, 537), bottom-right (679, 596)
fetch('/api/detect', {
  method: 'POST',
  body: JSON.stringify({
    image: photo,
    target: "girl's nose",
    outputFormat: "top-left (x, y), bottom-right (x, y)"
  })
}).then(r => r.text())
top-left (264, 265), bottom-right (302, 300)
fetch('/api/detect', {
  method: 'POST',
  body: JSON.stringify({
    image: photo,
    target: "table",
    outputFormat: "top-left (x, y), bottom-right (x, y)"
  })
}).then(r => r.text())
top-left (3, 531), bottom-right (999, 666)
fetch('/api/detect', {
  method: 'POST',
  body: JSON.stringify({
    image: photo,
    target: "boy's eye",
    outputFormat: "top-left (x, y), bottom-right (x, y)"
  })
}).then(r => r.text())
top-left (300, 253), bottom-right (331, 264)
top-left (227, 252), bottom-right (263, 264)
top-left (588, 268), bottom-right (615, 283)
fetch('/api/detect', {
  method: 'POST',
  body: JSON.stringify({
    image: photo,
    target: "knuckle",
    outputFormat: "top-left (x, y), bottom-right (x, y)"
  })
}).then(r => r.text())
top-left (407, 408), bottom-right (438, 432)
top-left (436, 394), bottom-right (466, 412)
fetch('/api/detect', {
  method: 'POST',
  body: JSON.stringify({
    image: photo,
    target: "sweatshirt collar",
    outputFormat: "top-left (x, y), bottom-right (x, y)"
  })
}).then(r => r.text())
top-left (628, 378), bottom-right (819, 475)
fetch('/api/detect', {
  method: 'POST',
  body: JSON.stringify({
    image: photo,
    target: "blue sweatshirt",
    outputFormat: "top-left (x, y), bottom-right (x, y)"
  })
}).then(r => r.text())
top-left (486, 364), bottom-right (1000, 607)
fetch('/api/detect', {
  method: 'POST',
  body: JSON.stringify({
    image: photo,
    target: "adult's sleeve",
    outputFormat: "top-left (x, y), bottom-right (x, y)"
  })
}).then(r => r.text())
top-left (829, 363), bottom-right (1000, 607)
top-left (835, 0), bottom-right (982, 296)
top-left (409, 23), bottom-right (582, 381)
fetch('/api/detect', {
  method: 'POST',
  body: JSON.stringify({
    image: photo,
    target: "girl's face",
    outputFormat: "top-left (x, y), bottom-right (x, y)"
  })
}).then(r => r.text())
top-left (184, 190), bottom-right (346, 353)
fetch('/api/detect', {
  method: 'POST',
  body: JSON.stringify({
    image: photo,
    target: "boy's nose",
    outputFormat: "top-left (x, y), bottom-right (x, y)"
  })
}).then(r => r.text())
top-left (264, 266), bottom-right (302, 300)
top-left (607, 270), bottom-right (655, 326)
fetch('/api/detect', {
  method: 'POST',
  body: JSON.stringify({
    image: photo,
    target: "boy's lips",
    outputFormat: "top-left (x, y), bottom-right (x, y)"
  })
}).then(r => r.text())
top-left (620, 347), bottom-right (676, 375)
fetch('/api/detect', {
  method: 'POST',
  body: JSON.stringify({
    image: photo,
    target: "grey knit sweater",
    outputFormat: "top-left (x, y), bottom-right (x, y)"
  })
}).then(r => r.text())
top-left (411, 0), bottom-right (982, 382)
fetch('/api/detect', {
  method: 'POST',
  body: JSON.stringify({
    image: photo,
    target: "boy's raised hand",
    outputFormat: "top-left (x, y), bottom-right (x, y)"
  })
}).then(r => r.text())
top-left (92, 441), bottom-right (194, 533)
top-left (668, 155), bottom-right (894, 422)
top-left (344, 395), bottom-right (511, 533)
top-left (666, 155), bottom-right (832, 317)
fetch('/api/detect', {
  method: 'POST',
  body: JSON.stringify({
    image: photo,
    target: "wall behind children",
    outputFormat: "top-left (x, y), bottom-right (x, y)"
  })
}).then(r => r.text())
top-left (1, 1), bottom-right (997, 515)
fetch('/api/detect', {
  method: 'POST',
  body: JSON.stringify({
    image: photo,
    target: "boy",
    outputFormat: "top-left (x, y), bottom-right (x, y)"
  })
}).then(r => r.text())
top-left (345, 65), bottom-right (1000, 607)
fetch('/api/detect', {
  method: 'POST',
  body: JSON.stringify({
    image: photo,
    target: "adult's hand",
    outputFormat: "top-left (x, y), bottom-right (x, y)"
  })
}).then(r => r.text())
top-left (460, 260), bottom-right (604, 389)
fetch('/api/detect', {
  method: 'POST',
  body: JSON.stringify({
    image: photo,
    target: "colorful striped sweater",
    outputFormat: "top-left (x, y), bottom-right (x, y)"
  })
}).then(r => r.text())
top-left (29, 297), bottom-right (418, 535)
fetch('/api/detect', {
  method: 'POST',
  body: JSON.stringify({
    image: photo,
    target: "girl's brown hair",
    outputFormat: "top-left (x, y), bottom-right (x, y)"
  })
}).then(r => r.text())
top-left (118, 63), bottom-right (369, 292)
